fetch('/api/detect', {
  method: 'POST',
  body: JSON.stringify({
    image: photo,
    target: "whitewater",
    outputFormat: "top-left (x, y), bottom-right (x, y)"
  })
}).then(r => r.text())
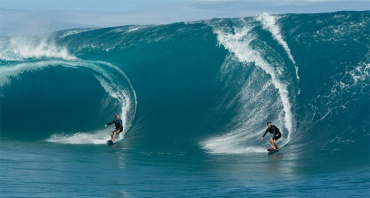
top-left (0, 11), bottom-right (369, 197)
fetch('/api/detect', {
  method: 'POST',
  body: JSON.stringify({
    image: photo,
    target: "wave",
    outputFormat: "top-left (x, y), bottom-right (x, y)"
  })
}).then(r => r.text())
top-left (0, 37), bottom-right (136, 144)
top-left (0, 11), bottom-right (369, 158)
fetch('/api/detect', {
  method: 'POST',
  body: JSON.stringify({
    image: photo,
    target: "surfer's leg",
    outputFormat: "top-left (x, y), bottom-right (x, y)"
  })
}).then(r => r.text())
top-left (112, 130), bottom-right (118, 142)
top-left (269, 138), bottom-right (275, 149)
top-left (111, 130), bottom-right (117, 141)
top-left (270, 138), bottom-right (278, 149)
top-left (273, 133), bottom-right (281, 150)
top-left (112, 132), bottom-right (116, 142)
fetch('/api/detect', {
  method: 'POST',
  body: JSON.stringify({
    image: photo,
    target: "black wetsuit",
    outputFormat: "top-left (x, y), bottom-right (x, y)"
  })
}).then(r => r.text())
top-left (107, 119), bottom-right (123, 132)
top-left (262, 125), bottom-right (282, 140)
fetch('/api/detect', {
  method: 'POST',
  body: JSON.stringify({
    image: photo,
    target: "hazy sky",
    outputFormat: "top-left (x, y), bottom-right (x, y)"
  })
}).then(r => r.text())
top-left (0, 0), bottom-right (369, 36)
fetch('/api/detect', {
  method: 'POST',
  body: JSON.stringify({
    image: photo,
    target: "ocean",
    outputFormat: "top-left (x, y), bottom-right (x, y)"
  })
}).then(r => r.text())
top-left (0, 11), bottom-right (369, 197)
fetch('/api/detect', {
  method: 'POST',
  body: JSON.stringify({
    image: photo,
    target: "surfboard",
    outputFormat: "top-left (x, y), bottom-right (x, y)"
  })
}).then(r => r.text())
top-left (267, 148), bottom-right (279, 153)
top-left (107, 140), bottom-right (114, 145)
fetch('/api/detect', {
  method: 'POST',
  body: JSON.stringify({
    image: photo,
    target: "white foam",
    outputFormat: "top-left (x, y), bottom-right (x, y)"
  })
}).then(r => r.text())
top-left (127, 26), bottom-right (144, 33)
top-left (59, 28), bottom-right (97, 39)
top-left (48, 132), bottom-right (108, 145)
top-left (256, 13), bottom-right (300, 82)
top-left (349, 63), bottom-right (370, 85)
top-left (47, 130), bottom-right (125, 145)
top-left (205, 143), bottom-right (266, 154)
top-left (0, 37), bottom-right (75, 61)
top-left (202, 124), bottom-right (272, 154)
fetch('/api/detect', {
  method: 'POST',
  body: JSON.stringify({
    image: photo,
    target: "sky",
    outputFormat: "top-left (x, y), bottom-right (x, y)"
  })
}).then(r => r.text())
top-left (0, 0), bottom-right (369, 36)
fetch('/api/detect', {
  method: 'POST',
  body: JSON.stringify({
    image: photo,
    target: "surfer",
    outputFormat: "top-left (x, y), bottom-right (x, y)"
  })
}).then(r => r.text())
top-left (105, 114), bottom-right (123, 143)
top-left (260, 122), bottom-right (282, 150)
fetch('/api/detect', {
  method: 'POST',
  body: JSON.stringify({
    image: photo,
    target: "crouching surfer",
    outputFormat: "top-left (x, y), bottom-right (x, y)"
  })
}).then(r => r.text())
top-left (260, 122), bottom-right (282, 150)
top-left (105, 114), bottom-right (123, 143)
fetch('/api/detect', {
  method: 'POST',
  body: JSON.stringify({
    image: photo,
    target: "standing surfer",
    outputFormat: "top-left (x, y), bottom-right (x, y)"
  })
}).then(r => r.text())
top-left (105, 114), bottom-right (123, 143)
top-left (260, 122), bottom-right (282, 150)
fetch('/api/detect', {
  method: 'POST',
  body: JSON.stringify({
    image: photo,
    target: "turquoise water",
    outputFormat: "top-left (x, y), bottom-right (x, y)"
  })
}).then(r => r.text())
top-left (1, 141), bottom-right (369, 197)
top-left (1, 11), bottom-right (369, 197)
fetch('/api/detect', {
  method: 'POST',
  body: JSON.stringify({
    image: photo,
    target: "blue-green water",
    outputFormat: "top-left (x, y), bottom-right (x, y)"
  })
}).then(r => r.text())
top-left (1, 141), bottom-right (369, 197)
top-left (1, 11), bottom-right (369, 197)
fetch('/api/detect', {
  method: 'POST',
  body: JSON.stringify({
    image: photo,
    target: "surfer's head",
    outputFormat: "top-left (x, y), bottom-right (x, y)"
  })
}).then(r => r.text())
top-left (115, 114), bottom-right (120, 120)
top-left (267, 122), bottom-right (272, 128)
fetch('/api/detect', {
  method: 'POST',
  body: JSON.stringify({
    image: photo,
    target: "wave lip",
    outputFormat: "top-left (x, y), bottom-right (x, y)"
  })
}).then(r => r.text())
top-left (0, 37), bottom-right (75, 61)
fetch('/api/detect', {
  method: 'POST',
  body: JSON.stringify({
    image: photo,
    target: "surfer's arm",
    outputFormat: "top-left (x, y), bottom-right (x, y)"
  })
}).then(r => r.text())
top-left (260, 129), bottom-right (268, 141)
top-left (105, 121), bottom-right (115, 127)
top-left (262, 129), bottom-right (268, 138)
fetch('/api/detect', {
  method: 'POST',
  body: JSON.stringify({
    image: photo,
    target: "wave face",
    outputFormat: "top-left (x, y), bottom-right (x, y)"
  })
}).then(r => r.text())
top-left (0, 11), bottom-right (369, 159)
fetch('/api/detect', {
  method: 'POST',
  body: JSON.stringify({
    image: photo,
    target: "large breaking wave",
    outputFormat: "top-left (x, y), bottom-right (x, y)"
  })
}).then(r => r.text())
top-left (0, 11), bottom-right (368, 160)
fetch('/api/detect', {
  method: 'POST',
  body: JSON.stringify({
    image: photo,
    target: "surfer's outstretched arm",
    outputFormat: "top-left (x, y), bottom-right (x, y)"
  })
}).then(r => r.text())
top-left (105, 120), bottom-right (114, 127)
top-left (260, 129), bottom-right (268, 141)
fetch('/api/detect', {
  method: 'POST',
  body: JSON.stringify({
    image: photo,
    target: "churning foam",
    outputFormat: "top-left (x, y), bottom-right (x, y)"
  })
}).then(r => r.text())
top-left (0, 37), bottom-right (75, 61)
top-left (47, 131), bottom-right (124, 145)
top-left (202, 18), bottom-right (295, 153)
top-left (256, 13), bottom-right (300, 82)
